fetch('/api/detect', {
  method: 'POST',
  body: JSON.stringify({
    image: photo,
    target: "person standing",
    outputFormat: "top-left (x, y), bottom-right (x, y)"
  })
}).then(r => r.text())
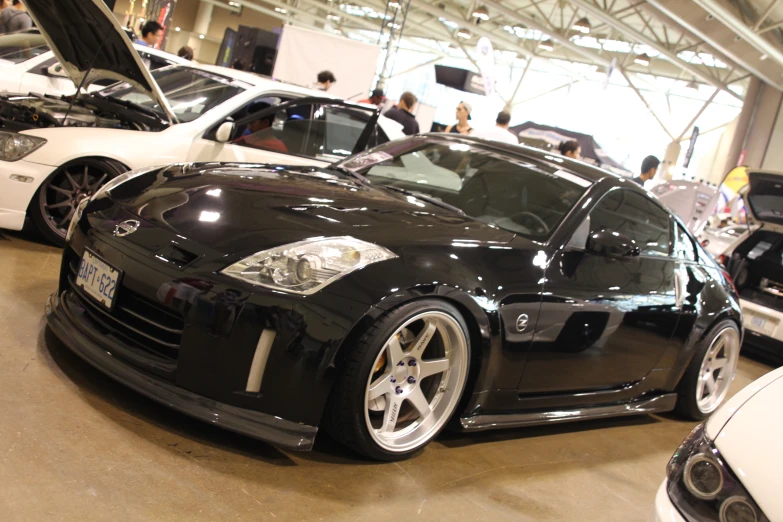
top-left (473, 111), bottom-right (517, 145)
top-left (359, 88), bottom-right (386, 107)
top-left (134, 21), bottom-right (163, 47)
top-left (177, 46), bottom-right (194, 61)
top-left (383, 92), bottom-right (420, 136)
top-left (315, 71), bottom-right (336, 91)
top-left (445, 102), bottom-right (473, 135)
top-left (632, 155), bottom-right (660, 186)
top-left (0, 0), bottom-right (33, 34)
top-left (558, 140), bottom-right (580, 159)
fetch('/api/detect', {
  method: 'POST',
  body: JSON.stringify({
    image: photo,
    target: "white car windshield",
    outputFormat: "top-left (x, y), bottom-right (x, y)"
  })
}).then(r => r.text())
top-left (0, 33), bottom-right (49, 65)
top-left (98, 67), bottom-right (246, 122)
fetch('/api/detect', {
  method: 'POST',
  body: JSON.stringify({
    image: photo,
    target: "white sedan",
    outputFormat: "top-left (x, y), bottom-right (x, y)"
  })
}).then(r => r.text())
top-left (0, 0), bottom-right (403, 245)
top-left (0, 30), bottom-right (189, 96)
top-left (652, 366), bottom-right (783, 522)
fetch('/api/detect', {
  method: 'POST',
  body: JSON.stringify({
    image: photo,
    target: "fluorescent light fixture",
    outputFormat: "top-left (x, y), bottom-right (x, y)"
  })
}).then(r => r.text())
top-left (228, 1), bottom-right (240, 5)
top-left (275, 7), bottom-right (287, 13)
top-left (174, 26), bottom-right (181, 31)
top-left (471, 5), bottom-right (489, 21)
top-left (199, 34), bottom-right (205, 39)
top-left (388, 0), bottom-right (400, 8)
top-left (634, 53), bottom-right (651, 66)
top-left (538, 39), bottom-right (554, 52)
top-left (572, 17), bottom-right (591, 34)
top-left (456, 27), bottom-right (472, 39)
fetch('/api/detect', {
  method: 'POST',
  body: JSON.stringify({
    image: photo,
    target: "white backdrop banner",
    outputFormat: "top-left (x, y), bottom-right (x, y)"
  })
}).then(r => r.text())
top-left (272, 25), bottom-right (381, 100)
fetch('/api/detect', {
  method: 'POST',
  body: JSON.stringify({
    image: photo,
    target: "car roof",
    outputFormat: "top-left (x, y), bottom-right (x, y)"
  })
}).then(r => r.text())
top-left (134, 45), bottom-right (191, 65)
top-left (426, 133), bottom-right (625, 186)
top-left (192, 64), bottom-right (341, 98)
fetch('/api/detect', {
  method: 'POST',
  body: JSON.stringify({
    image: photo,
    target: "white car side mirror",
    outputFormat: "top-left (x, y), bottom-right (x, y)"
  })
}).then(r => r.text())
top-left (46, 63), bottom-right (68, 78)
top-left (215, 121), bottom-right (234, 143)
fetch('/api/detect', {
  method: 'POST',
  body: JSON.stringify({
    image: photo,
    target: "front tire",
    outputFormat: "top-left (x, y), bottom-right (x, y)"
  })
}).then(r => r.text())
top-left (31, 158), bottom-right (126, 246)
top-left (675, 320), bottom-right (741, 420)
top-left (325, 300), bottom-right (471, 461)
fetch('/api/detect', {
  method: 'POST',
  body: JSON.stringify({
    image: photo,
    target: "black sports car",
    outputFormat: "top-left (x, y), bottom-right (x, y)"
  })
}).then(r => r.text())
top-left (46, 135), bottom-right (743, 461)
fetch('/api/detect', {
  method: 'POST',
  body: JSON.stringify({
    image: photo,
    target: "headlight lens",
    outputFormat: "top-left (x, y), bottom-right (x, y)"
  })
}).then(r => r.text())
top-left (0, 131), bottom-right (47, 162)
top-left (90, 165), bottom-right (164, 201)
top-left (220, 236), bottom-right (397, 295)
top-left (65, 197), bottom-right (90, 243)
top-left (666, 424), bottom-right (767, 522)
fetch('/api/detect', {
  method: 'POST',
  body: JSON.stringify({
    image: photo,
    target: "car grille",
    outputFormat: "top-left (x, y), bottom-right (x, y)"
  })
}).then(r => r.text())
top-left (65, 249), bottom-right (185, 364)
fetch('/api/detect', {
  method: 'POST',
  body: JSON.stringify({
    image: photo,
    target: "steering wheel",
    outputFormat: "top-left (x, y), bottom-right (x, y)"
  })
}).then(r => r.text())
top-left (509, 211), bottom-right (549, 234)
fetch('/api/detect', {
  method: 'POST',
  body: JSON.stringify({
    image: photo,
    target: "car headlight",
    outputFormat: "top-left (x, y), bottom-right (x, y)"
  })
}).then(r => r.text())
top-left (65, 197), bottom-right (90, 243)
top-left (0, 131), bottom-right (47, 162)
top-left (667, 424), bottom-right (767, 522)
top-left (220, 236), bottom-right (397, 295)
top-left (90, 165), bottom-right (164, 201)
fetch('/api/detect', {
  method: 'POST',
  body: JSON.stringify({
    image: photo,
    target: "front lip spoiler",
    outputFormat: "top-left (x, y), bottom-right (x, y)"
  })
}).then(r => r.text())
top-left (45, 291), bottom-right (317, 451)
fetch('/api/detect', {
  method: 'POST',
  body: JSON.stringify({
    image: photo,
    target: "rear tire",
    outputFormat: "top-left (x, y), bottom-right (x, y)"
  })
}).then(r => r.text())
top-left (30, 158), bottom-right (125, 247)
top-left (324, 300), bottom-right (470, 461)
top-left (675, 320), bottom-right (741, 420)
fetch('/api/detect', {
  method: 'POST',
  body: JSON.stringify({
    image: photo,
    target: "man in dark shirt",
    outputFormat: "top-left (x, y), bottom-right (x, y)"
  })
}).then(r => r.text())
top-left (632, 155), bottom-right (660, 186)
top-left (383, 92), bottom-right (419, 136)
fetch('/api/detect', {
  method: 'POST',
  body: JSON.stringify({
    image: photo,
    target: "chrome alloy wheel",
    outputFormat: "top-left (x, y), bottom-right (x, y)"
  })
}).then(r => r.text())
top-left (39, 164), bottom-right (109, 238)
top-left (696, 327), bottom-right (740, 414)
top-left (363, 311), bottom-right (468, 453)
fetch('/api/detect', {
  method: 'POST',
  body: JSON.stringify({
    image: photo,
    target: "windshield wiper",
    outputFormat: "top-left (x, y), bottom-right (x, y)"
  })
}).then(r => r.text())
top-left (381, 185), bottom-right (466, 215)
top-left (328, 165), bottom-right (370, 185)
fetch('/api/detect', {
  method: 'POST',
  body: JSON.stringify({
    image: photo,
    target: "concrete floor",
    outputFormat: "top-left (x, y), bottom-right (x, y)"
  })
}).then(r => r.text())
top-left (0, 230), bottom-right (773, 522)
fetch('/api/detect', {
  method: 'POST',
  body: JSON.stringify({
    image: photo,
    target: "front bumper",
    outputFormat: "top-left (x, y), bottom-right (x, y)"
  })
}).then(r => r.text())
top-left (0, 159), bottom-right (55, 230)
top-left (46, 291), bottom-right (318, 450)
top-left (651, 481), bottom-right (686, 522)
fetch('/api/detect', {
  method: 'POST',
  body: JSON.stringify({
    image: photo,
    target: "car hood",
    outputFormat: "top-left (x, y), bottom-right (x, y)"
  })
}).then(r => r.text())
top-left (23, 0), bottom-right (176, 123)
top-left (103, 163), bottom-right (516, 258)
top-left (706, 366), bottom-right (783, 521)
top-left (741, 171), bottom-right (783, 230)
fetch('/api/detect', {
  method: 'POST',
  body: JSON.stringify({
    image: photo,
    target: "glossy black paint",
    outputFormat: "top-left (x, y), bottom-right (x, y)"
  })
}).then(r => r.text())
top-left (47, 135), bottom-right (743, 449)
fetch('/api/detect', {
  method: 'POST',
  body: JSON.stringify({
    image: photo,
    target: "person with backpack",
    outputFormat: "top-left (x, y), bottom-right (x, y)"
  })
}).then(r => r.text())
top-left (0, 0), bottom-right (33, 33)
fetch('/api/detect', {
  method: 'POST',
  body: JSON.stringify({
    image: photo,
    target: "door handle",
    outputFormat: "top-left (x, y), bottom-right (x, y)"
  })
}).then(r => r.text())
top-left (674, 268), bottom-right (687, 309)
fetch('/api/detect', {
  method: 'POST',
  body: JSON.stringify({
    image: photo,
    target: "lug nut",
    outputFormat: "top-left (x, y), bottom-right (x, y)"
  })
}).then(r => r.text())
top-left (390, 376), bottom-right (396, 383)
top-left (395, 386), bottom-right (403, 394)
top-left (407, 376), bottom-right (416, 384)
top-left (408, 360), bottom-right (417, 366)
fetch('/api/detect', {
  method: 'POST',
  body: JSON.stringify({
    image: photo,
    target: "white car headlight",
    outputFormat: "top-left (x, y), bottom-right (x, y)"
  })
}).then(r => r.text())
top-left (0, 131), bottom-right (47, 162)
top-left (220, 236), bottom-right (397, 295)
top-left (91, 165), bottom-right (165, 201)
top-left (65, 197), bottom-right (91, 243)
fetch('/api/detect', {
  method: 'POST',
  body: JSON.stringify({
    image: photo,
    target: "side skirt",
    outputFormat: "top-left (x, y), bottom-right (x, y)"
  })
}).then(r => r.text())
top-left (458, 393), bottom-right (677, 432)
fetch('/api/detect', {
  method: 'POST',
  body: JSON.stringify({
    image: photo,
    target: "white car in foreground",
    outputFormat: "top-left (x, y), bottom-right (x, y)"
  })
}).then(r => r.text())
top-left (0, 30), bottom-right (189, 96)
top-left (652, 366), bottom-right (783, 522)
top-left (0, 0), bottom-right (403, 245)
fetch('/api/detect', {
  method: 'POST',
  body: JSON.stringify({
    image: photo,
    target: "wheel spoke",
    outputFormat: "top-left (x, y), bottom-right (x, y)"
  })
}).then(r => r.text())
top-left (407, 387), bottom-right (432, 419)
top-left (82, 165), bottom-right (90, 189)
top-left (386, 335), bottom-right (405, 367)
top-left (49, 185), bottom-right (73, 196)
top-left (712, 358), bottom-right (727, 371)
top-left (407, 320), bottom-right (437, 359)
top-left (378, 394), bottom-right (404, 434)
top-left (697, 376), bottom-right (708, 399)
top-left (419, 357), bottom-right (450, 379)
top-left (57, 207), bottom-right (75, 227)
top-left (45, 201), bottom-right (72, 210)
top-left (64, 169), bottom-right (79, 190)
top-left (90, 173), bottom-right (108, 191)
top-left (367, 374), bottom-right (391, 401)
top-left (704, 374), bottom-right (717, 394)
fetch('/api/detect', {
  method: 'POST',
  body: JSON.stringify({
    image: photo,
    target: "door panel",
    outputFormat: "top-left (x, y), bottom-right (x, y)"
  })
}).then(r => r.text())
top-left (517, 188), bottom-right (681, 394)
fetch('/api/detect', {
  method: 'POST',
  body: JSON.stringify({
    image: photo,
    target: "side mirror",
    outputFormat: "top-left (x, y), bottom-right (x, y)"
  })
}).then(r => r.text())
top-left (587, 230), bottom-right (640, 258)
top-left (215, 121), bottom-right (235, 143)
top-left (44, 63), bottom-right (68, 78)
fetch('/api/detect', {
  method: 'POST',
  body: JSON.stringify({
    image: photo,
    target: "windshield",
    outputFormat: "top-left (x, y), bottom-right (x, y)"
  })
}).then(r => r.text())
top-left (98, 67), bottom-right (245, 122)
top-left (0, 33), bottom-right (49, 65)
top-left (340, 139), bottom-right (591, 238)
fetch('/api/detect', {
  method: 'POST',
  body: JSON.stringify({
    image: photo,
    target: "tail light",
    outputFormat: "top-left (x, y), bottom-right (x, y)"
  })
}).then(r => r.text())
top-left (701, 239), bottom-right (710, 247)
top-left (717, 254), bottom-right (728, 267)
top-left (722, 269), bottom-right (737, 294)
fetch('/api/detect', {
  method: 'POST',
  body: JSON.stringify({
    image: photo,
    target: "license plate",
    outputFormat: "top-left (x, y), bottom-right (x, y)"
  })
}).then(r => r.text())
top-left (76, 249), bottom-right (121, 310)
top-left (745, 312), bottom-right (779, 337)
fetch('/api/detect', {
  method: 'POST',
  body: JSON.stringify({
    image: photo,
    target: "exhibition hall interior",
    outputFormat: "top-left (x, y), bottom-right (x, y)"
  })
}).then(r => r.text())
top-left (2, 0), bottom-right (783, 520)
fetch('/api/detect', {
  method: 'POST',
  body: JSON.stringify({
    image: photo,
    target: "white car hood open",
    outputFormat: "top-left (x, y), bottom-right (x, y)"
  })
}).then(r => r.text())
top-left (23, 0), bottom-right (177, 124)
top-left (706, 367), bottom-right (783, 521)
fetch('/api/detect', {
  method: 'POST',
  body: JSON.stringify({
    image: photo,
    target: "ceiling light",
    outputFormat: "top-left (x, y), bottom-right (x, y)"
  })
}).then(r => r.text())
top-left (456, 27), bottom-right (472, 39)
top-left (388, 0), bottom-right (400, 8)
top-left (634, 53), bottom-right (651, 66)
top-left (199, 34), bottom-right (205, 39)
top-left (228, 1), bottom-right (240, 6)
top-left (327, 14), bottom-right (340, 20)
top-left (174, 26), bottom-right (181, 31)
top-left (472, 5), bottom-right (489, 21)
top-left (275, 7), bottom-right (287, 13)
top-left (538, 39), bottom-right (554, 52)
top-left (572, 17), bottom-right (591, 34)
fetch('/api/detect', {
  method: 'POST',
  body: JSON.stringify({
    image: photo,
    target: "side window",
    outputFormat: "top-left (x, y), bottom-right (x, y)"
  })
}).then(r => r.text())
top-left (674, 223), bottom-right (697, 262)
top-left (230, 102), bottom-right (375, 161)
top-left (589, 189), bottom-right (671, 256)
